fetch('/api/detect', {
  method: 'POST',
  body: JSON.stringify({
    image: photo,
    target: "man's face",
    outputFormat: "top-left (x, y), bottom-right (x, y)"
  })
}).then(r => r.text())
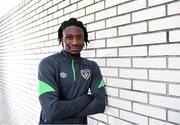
top-left (62, 26), bottom-right (84, 56)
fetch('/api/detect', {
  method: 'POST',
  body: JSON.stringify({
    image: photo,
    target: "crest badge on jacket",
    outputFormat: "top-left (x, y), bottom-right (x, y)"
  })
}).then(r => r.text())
top-left (81, 69), bottom-right (90, 80)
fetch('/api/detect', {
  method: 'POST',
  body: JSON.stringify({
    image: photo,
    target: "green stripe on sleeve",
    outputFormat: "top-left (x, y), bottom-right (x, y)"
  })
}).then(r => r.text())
top-left (98, 79), bottom-right (105, 88)
top-left (38, 80), bottom-right (55, 96)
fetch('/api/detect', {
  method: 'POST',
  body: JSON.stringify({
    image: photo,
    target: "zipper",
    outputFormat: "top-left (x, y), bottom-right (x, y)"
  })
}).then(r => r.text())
top-left (71, 59), bottom-right (76, 82)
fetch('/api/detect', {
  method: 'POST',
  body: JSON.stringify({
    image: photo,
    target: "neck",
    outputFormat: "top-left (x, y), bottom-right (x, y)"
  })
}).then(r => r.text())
top-left (64, 50), bottom-right (80, 58)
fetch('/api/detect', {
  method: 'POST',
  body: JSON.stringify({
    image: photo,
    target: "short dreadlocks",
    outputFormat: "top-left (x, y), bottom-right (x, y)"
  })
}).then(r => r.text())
top-left (58, 18), bottom-right (89, 46)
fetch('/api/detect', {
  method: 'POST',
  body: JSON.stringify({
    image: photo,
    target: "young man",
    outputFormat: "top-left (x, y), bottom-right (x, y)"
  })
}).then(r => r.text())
top-left (38, 18), bottom-right (106, 124)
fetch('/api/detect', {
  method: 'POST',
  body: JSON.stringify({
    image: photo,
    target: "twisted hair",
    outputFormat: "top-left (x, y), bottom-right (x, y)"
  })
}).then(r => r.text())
top-left (58, 18), bottom-right (89, 46)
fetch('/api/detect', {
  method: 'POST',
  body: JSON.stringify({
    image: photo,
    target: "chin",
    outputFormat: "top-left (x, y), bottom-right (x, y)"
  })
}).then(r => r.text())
top-left (69, 51), bottom-right (80, 56)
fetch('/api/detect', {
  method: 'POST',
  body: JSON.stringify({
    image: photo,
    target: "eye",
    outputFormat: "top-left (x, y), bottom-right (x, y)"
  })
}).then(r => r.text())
top-left (65, 35), bottom-right (73, 40)
top-left (76, 35), bottom-right (83, 40)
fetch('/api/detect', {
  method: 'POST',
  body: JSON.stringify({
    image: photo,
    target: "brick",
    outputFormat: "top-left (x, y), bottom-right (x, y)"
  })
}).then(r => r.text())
top-left (44, 1), bottom-right (53, 10)
top-left (95, 0), bottom-right (102, 2)
top-left (96, 7), bottom-right (117, 20)
top-left (48, 46), bottom-right (59, 53)
top-left (149, 15), bottom-right (180, 31)
top-left (87, 117), bottom-right (98, 125)
top-left (88, 32), bottom-right (95, 40)
top-left (52, 27), bottom-right (59, 36)
top-left (169, 29), bottom-right (180, 42)
top-left (98, 121), bottom-right (106, 125)
top-left (44, 41), bottom-right (53, 47)
top-left (106, 14), bottom-right (131, 28)
top-left (86, 1), bottom-right (104, 15)
top-left (48, 5), bottom-right (57, 14)
top-left (168, 1), bottom-right (180, 15)
top-left (53, 10), bottom-right (63, 19)
top-left (133, 57), bottom-right (166, 68)
top-left (97, 48), bottom-right (117, 57)
top-left (108, 97), bottom-right (131, 111)
top-left (108, 116), bottom-right (132, 125)
top-left (133, 80), bottom-right (166, 94)
top-left (58, 15), bottom-right (70, 24)
top-left (150, 94), bottom-right (180, 110)
top-left (78, 0), bottom-right (94, 9)
top-left (96, 28), bottom-right (117, 39)
top-left (32, 14), bottom-right (39, 22)
top-left (148, 0), bottom-right (174, 6)
top-left (48, 19), bottom-right (58, 27)
top-left (39, 22), bottom-right (48, 30)
top-left (39, 0), bottom-right (47, 6)
top-left (168, 57), bottom-right (180, 69)
top-left (81, 50), bottom-right (95, 58)
top-left (168, 111), bottom-right (180, 124)
top-left (169, 84), bottom-right (180, 96)
top-left (71, 9), bottom-right (85, 18)
top-left (120, 89), bottom-right (147, 103)
top-left (133, 32), bottom-right (167, 45)
top-left (35, 6), bottom-right (43, 14)
top-left (86, 20), bottom-right (105, 32)
top-left (106, 86), bottom-right (118, 97)
top-left (100, 67), bottom-right (118, 77)
top-left (58, 0), bottom-right (69, 9)
top-left (87, 39), bottom-right (105, 49)
top-left (149, 44), bottom-right (180, 56)
top-left (132, 6), bottom-right (166, 22)
top-left (64, 4), bottom-right (77, 14)
top-left (107, 77), bottom-right (131, 89)
top-left (119, 46), bottom-right (147, 57)
top-left (107, 58), bottom-right (131, 67)
top-left (149, 70), bottom-right (180, 82)
top-left (48, 32), bottom-right (57, 40)
top-left (79, 14), bottom-right (95, 24)
top-left (43, 27), bottom-right (53, 35)
top-left (120, 110), bottom-right (148, 125)
top-left (118, 0), bottom-right (146, 14)
top-left (70, 0), bottom-right (80, 4)
top-left (88, 58), bottom-right (105, 67)
top-left (105, 106), bottom-right (119, 117)
top-left (133, 103), bottom-right (166, 120)
top-left (43, 15), bottom-right (52, 22)
top-left (39, 10), bottom-right (48, 18)
top-left (107, 36), bottom-right (131, 47)
top-left (105, 0), bottom-right (129, 8)
top-left (90, 114), bottom-right (107, 123)
top-left (118, 22), bottom-right (147, 36)
top-left (149, 118), bottom-right (175, 125)
top-left (120, 68), bottom-right (148, 80)
top-left (53, 0), bottom-right (63, 5)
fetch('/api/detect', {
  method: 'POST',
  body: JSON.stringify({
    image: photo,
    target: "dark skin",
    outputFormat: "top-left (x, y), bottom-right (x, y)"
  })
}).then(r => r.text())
top-left (61, 26), bottom-right (85, 56)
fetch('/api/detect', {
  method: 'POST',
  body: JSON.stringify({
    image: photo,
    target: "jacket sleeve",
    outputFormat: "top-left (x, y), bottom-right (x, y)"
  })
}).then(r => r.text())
top-left (75, 62), bottom-right (106, 116)
top-left (38, 60), bottom-right (92, 123)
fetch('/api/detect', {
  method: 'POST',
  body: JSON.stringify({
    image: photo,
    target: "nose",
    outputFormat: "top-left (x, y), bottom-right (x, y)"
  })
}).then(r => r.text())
top-left (71, 37), bottom-right (79, 45)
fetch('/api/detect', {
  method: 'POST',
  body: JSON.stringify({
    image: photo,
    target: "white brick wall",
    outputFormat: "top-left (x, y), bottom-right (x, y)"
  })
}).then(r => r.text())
top-left (0, 0), bottom-right (180, 125)
top-left (133, 80), bottom-right (166, 94)
top-left (132, 6), bottom-right (166, 22)
top-left (133, 32), bottom-right (167, 45)
top-left (133, 103), bottom-right (166, 120)
top-left (168, 111), bottom-right (180, 124)
top-left (150, 95), bottom-right (180, 110)
top-left (133, 57), bottom-right (166, 68)
top-left (120, 110), bottom-right (148, 125)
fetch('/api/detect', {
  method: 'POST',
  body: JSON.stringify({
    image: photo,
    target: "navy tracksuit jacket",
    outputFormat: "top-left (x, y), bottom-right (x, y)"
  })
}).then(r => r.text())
top-left (38, 50), bottom-right (106, 124)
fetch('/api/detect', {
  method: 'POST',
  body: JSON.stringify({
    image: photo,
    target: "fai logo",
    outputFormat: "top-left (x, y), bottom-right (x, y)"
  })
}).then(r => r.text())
top-left (60, 72), bottom-right (67, 78)
top-left (81, 69), bottom-right (90, 80)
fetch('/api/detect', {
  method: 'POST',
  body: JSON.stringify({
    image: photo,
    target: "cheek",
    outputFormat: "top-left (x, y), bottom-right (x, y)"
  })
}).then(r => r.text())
top-left (80, 42), bottom-right (84, 49)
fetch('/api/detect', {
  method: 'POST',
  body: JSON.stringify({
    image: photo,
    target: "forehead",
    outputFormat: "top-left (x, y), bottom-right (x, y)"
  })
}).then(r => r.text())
top-left (63, 25), bottom-right (84, 35)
